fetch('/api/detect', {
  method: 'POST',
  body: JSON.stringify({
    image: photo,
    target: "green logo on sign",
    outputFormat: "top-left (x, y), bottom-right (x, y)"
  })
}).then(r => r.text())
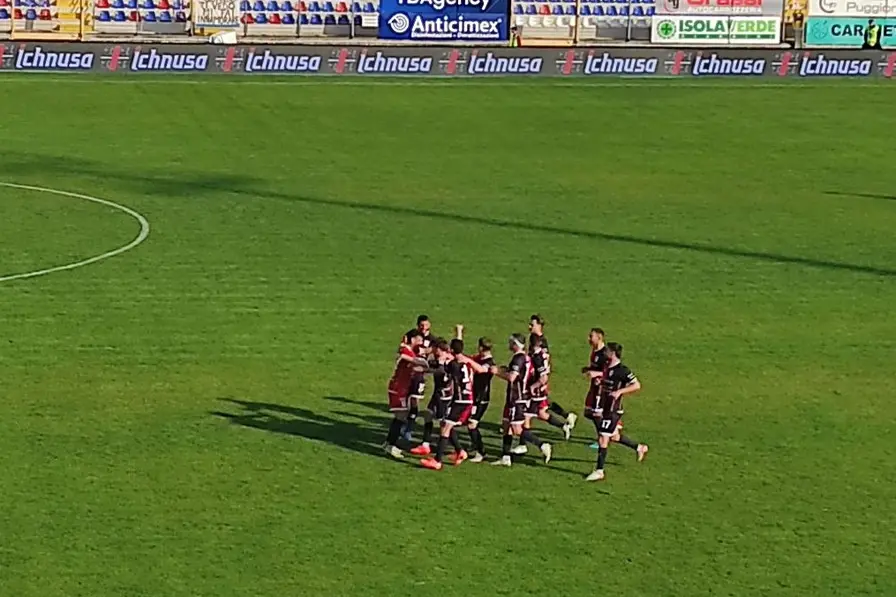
top-left (657, 19), bottom-right (676, 39)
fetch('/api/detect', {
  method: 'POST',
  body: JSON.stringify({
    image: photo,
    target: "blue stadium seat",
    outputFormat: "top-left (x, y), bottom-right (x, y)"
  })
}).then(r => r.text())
top-left (112, 0), bottom-right (123, 7)
top-left (324, 0), bottom-right (333, 9)
top-left (337, 13), bottom-right (348, 23)
top-left (646, 5), bottom-right (654, 14)
top-left (282, 11), bottom-right (294, 21)
top-left (97, 9), bottom-right (110, 19)
top-left (353, 13), bottom-right (360, 23)
top-left (142, 0), bottom-right (154, 8)
top-left (606, 5), bottom-right (616, 15)
top-left (282, 0), bottom-right (293, 9)
top-left (565, 4), bottom-right (574, 13)
top-left (266, 0), bottom-right (279, 10)
top-left (299, 12), bottom-right (308, 22)
top-left (159, 9), bottom-right (171, 19)
top-left (253, 0), bottom-right (263, 9)
top-left (513, 3), bottom-right (521, 12)
top-left (175, 9), bottom-right (186, 19)
top-left (113, 9), bottom-right (126, 19)
top-left (24, 8), bottom-right (35, 18)
top-left (352, 1), bottom-right (360, 10)
top-left (172, 0), bottom-right (184, 8)
top-left (126, 0), bottom-right (137, 7)
top-left (363, 1), bottom-right (373, 10)
top-left (310, 12), bottom-right (321, 22)
top-left (308, 0), bottom-right (319, 9)
top-left (593, 5), bottom-right (603, 14)
top-left (552, 4), bottom-right (562, 14)
top-left (143, 10), bottom-right (155, 20)
top-left (525, 3), bottom-right (535, 13)
top-left (0, 7), bottom-right (10, 17)
top-left (633, 5), bottom-right (643, 15)
top-left (324, 12), bottom-right (335, 22)
top-left (254, 11), bottom-right (266, 21)
top-left (240, 0), bottom-right (248, 8)
top-left (580, 4), bottom-right (590, 13)
top-left (618, 5), bottom-right (627, 14)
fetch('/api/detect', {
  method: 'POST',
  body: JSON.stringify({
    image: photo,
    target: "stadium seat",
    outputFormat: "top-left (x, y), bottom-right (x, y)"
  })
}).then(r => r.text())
top-left (252, 0), bottom-right (263, 9)
top-left (353, 13), bottom-right (360, 23)
top-left (324, 0), bottom-right (334, 10)
top-left (580, 4), bottom-right (589, 14)
top-left (254, 12), bottom-right (265, 21)
top-left (336, 1), bottom-right (346, 11)
top-left (310, 12), bottom-right (321, 22)
top-left (282, 11), bottom-right (294, 22)
top-left (142, 0), bottom-right (154, 8)
top-left (308, 0), bottom-right (319, 9)
top-left (632, 5), bottom-right (643, 15)
top-left (281, 0), bottom-right (293, 9)
top-left (538, 4), bottom-right (549, 14)
top-left (172, 0), bottom-right (183, 8)
top-left (565, 4), bottom-right (574, 13)
top-left (593, 5), bottom-right (602, 14)
top-left (646, 5), bottom-right (654, 14)
top-left (299, 12), bottom-right (308, 22)
top-left (337, 13), bottom-right (347, 22)
top-left (268, 11), bottom-right (280, 22)
top-left (97, 8), bottom-right (110, 18)
top-left (128, 9), bottom-right (138, 19)
top-left (0, 7), bottom-right (9, 17)
top-left (240, 12), bottom-right (252, 22)
top-left (525, 3), bottom-right (535, 12)
top-left (175, 9), bottom-right (186, 19)
top-left (324, 13), bottom-right (335, 23)
top-left (112, 9), bottom-right (125, 19)
top-left (619, 5), bottom-right (627, 14)
top-left (239, 0), bottom-right (248, 8)
top-left (351, 1), bottom-right (360, 10)
top-left (552, 5), bottom-right (562, 14)
top-left (513, 4), bottom-right (521, 12)
top-left (112, 0), bottom-right (124, 7)
top-left (38, 7), bottom-right (50, 17)
top-left (606, 5), bottom-right (616, 15)
top-left (266, 0), bottom-right (279, 10)
top-left (158, 0), bottom-right (170, 7)
top-left (363, 1), bottom-right (373, 10)
top-left (126, 0), bottom-right (137, 7)
top-left (96, 0), bottom-right (109, 7)
top-left (298, 0), bottom-right (306, 9)
top-left (13, 7), bottom-right (22, 17)
top-left (143, 10), bottom-right (155, 20)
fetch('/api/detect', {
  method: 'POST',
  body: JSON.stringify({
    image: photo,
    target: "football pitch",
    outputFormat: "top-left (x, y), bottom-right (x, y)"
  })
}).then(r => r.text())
top-left (0, 75), bottom-right (894, 597)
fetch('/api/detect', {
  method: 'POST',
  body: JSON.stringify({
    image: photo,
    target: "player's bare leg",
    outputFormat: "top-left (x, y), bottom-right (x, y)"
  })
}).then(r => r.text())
top-left (538, 407), bottom-right (571, 440)
top-left (402, 398), bottom-right (419, 442)
top-left (586, 433), bottom-right (610, 481)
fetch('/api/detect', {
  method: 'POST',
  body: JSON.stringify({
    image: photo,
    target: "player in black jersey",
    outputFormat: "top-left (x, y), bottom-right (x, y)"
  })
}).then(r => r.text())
top-left (528, 314), bottom-right (577, 431)
top-left (409, 334), bottom-right (452, 457)
top-left (490, 333), bottom-right (552, 467)
top-left (421, 337), bottom-right (474, 470)
top-left (457, 332), bottom-right (495, 463)
top-left (514, 334), bottom-right (572, 455)
top-left (582, 327), bottom-right (609, 449)
top-left (402, 315), bottom-right (433, 442)
top-left (586, 343), bottom-right (648, 482)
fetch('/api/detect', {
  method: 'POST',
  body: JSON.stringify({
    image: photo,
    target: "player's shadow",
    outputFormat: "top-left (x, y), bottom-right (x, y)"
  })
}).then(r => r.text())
top-left (1, 149), bottom-right (894, 278)
top-left (211, 397), bottom-right (389, 459)
top-left (824, 190), bottom-right (896, 202)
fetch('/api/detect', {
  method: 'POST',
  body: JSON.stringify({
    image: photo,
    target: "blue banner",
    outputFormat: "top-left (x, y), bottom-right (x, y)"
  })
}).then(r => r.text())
top-left (806, 17), bottom-right (896, 47)
top-left (378, 0), bottom-right (509, 42)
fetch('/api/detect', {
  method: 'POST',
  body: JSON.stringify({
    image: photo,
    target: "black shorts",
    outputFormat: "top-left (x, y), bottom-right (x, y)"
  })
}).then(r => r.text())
top-left (596, 412), bottom-right (622, 437)
top-left (502, 402), bottom-right (527, 425)
top-left (444, 403), bottom-right (473, 426)
top-left (427, 398), bottom-right (449, 420)
top-left (526, 397), bottom-right (549, 417)
top-left (470, 401), bottom-right (489, 423)
top-left (409, 375), bottom-right (426, 400)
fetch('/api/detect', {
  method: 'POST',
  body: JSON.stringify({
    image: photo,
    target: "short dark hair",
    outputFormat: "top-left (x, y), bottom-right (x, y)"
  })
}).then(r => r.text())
top-left (529, 333), bottom-right (543, 350)
top-left (405, 329), bottom-right (421, 340)
top-left (510, 333), bottom-right (526, 348)
top-left (605, 342), bottom-right (623, 358)
top-left (450, 338), bottom-right (464, 354)
top-left (434, 337), bottom-right (450, 352)
top-left (590, 327), bottom-right (605, 337)
top-left (530, 314), bottom-right (545, 325)
top-left (478, 337), bottom-right (493, 351)
top-left (416, 314), bottom-right (430, 325)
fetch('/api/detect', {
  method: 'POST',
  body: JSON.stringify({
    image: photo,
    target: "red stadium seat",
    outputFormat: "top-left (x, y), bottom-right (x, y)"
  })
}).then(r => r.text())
top-left (240, 11), bottom-right (253, 22)
top-left (538, 3), bottom-right (550, 14)
top-left (39, 7), bottom-right (51, 18)
top-left (268, 11), bottom-right (280, 22)
top-left (0, 0), bottom-right (11, 6)
top-left (13, 7), bottom-right (22, 18)
top-left (335, 1), bottom-right (347, 11)
top-left (298, 0), bottom-right (306, 10)
top-left (157, 0), bottom-right (169, 7)
top-left (128, 8), bottom-right (138, 19)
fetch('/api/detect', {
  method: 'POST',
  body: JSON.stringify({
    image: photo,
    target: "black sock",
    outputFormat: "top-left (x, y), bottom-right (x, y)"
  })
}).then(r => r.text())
top-left (406, 404), bottom-right (418, 431)
top-left (436, 436), bottom-right (446, 462)
top-left (618, 434), bottom-right (639, 451)
top-left (423, 420), bottom-right (433, 444)
top-left (502, 434), bottom-right (513, 456)
top-left (546, 413), bottom-right (566, 429)
top-left (387, 418), bottom-right (403, 446)
top-left (449, 428), bottom-right (461, 452)
top-left (549, 402), bottom-right (569, 418)
top-left (521, 428), bottom-right (543, 448)
top-left (469, 428), bottom-right (485, 455)
top-left (518, 432), bottom-right (528, 447)
top-left (597, 446), bottom-right (608, 470)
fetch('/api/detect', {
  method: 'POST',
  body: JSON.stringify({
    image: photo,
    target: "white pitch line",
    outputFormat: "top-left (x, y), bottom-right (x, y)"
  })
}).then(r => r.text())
top-left (0, 75), bottom-right (888, 89)
top-left (0, 182), bottom-right (151, 283)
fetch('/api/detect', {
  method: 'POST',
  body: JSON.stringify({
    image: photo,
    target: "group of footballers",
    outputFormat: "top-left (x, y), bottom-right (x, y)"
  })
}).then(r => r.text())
top-left (384, 314), bottom-right (649, 481)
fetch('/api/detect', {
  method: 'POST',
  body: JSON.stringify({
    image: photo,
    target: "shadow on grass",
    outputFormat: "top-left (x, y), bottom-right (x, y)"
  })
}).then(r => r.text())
top-left (824, 190), bottom-right (896, 202)
top-left (1, 149), bottom-right (893, 278)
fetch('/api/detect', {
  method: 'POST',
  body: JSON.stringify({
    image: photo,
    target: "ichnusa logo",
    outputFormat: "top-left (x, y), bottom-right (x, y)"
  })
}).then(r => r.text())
top-left (15, 45), bottom-right (94, 70)
top-left (657, 17), bottom-right (779, 40)
top-left (130, 48), bottom-right (209, 72)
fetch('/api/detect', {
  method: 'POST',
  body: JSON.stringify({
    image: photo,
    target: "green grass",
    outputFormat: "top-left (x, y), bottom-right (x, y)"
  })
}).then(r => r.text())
top-left (0, 76), bottom-right (894, 597)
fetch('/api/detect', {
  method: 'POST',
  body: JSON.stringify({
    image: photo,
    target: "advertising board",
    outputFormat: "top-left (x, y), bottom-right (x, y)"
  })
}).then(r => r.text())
top-left (377, 0), bottom-right (509, 42)
top-left (651, 16), bottom-right (782, 43)
top-left (656, 0), bottom-right (785, 17)
top-left (807, 0), bottom-right (896, 16)
top-left (806, 16), bottom-right (896, 45)
top-left (0, 44), bottom-right (893, 79)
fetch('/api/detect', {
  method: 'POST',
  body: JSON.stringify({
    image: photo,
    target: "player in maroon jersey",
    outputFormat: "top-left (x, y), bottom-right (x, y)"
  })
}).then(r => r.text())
top-left (402, 315), bottom-right (433, 442)
top-left (420, 336), bottom-right (475, 470)
top-left (384, 330), bottom-right (430, 459)
top-left (490, 333), bottom-right (552, 467)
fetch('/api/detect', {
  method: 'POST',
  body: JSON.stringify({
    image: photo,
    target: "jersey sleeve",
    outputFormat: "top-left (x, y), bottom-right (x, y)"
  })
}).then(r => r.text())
top-left (620, 365), bottom-right (639, 387)
top-left (532, 353), bottom-right (549, 377)
top-left (399, 345), bottom-right (416, 360)
top-left (509, 353), bottom-right (525, 375)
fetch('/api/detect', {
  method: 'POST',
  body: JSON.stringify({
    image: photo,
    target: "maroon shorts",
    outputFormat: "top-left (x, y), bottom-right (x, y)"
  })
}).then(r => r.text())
top-left (444, 403), bottom-right (473, 426)
top-left (584, 386), bottom-right (599, 416)
top-left (388, 391), bottom-right (408, 411)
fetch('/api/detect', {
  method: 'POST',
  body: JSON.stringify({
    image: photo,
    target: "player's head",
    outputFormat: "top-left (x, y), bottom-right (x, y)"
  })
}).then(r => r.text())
top-left (450, 338), bottom-right (464, 355)
top-left (528, 314), bottom-right (545, 335)
top-left (405, 328), bottom-right (423, 347)
top-left (604, 342), bottom-right (623, 363)
top-left (477, 337), bottom-right (492, 355)
top-left (589, 327), bottom-right (605, 347)
top-left (416, 315), bottom-right (431, 335)
top-left (529, 334), bottom-right (544, 353)
top-left (508, 333), bottom-right (526, 353)
top-left (434, 337), bottom-right (452, 360)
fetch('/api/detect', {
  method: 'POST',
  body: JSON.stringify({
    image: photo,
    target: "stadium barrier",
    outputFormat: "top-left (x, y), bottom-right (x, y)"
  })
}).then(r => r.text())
top-left (0, 0), bottom-right (805, 45)
top-left (0, 41), bottom-right (893, 74)
top-left (805, 0), bottom-right (896, 48)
